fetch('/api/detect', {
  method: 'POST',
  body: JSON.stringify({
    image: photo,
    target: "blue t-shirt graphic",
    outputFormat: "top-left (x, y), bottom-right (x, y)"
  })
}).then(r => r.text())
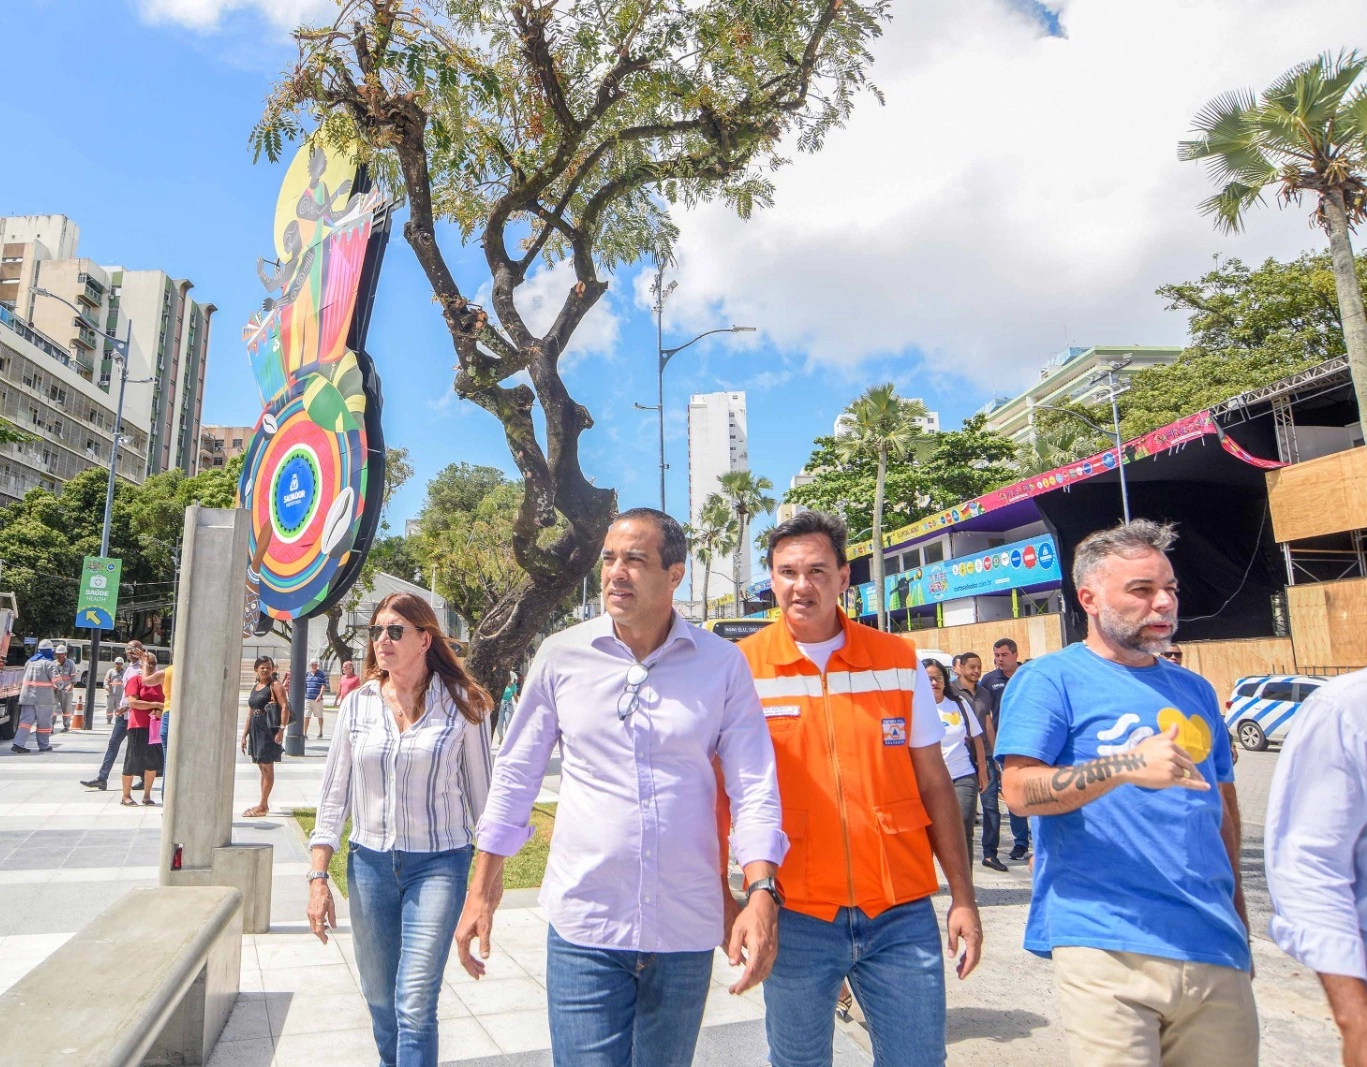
top-left (995, 643), bottom-right (1250, 971)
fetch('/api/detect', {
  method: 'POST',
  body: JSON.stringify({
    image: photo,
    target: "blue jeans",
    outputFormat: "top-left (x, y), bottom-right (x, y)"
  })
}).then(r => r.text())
top-left (348, 843), bottom-right (472, 1067)
top-left (980, 761), bottom-right (1030, 858)
top-left (97, 714), bottom-right (128, 782)
top-left (764, 898), bottom-right (946, 1067)
top-left (545, 925), bottom-right (714, 1067)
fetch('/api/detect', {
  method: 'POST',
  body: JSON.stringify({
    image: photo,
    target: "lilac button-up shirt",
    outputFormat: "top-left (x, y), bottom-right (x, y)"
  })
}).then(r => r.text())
top-left (477, 612), bottom-right (788, 953)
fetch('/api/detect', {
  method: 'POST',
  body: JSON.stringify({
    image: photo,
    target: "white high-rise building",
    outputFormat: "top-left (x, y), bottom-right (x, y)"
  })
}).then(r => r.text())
top-left (687, 391), bottom-right (748, 603)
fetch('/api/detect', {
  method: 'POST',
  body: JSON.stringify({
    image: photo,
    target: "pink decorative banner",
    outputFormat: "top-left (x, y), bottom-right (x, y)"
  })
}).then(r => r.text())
top-left (850, 411), bottom-right (1281, 559)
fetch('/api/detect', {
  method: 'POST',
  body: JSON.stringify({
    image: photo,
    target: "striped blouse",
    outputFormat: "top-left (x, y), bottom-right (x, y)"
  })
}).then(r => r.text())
top-left (310, 675), bottom-right (493, 854)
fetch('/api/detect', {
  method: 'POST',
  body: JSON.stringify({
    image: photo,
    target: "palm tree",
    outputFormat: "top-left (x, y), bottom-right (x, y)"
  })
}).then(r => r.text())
top-left (684, 494), bottom-right (738, 623)
top-left (1180, 50), bottom-right (1367, 420)
top-left (834, 384), bottom-right (929, 632)
top-left (1016, 424), bottom-right (1102, 477)
top-left (717, 470), bottom-right (776, 618)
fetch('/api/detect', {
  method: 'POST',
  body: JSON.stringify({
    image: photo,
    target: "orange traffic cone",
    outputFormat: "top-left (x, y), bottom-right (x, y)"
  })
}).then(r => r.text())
top-left (73, 693), bottom-right (85, 731)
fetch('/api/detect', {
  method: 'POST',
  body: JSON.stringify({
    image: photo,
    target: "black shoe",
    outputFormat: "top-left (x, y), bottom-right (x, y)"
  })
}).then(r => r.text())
top-left (10, 745), bottom-right (30, 754)
top-left (1009, 845), bottom-right (1030, 861)
top-left (132, 779), bottom-right (145, 790)
top-left (80, 779), bottom-right (108, 790)
top-left (982, 856), bottom-right (1008, 872)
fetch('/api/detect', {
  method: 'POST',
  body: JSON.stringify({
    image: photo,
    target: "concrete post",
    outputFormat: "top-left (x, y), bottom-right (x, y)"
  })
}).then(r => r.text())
top-left (161, 507), bottom-right (273, 932)
top-left (285, 616), bottom-right (307, 757)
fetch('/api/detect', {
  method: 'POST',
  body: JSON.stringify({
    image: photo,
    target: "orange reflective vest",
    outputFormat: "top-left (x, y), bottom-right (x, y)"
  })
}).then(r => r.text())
top-left (738, 612), bottom-right (938, 921)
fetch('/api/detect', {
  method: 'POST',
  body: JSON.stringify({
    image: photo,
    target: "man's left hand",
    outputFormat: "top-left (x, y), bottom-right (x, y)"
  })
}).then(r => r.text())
top-left (946, 899), bottom-right (983, 979)
top-left (726, 893), bottom-right (778, 995)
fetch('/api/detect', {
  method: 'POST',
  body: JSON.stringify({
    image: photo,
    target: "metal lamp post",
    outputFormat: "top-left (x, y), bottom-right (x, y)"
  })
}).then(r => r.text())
top-left (632, 263), bottom-right (755, 513)
top-left (1033, 357), bottom-right (1133, 524)
top-left (31, 287), bottom-right (150, 728)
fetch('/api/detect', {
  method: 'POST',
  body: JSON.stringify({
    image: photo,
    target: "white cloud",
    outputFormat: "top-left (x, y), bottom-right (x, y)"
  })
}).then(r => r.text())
top-left (497, 259), bottom-right (622, 370)
top-left (137, 0), bottom-right (336, 32)
top-left (661, 0), bottom-right (1364, 395)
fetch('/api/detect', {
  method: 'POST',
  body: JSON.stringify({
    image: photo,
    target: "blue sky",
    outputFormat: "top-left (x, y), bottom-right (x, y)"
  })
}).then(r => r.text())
top-left (2, 0), bottom-right (1355, 543)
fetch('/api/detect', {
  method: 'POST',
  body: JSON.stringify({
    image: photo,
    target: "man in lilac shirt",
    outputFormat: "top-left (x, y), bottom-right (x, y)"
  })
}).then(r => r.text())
top-left (456, 508), bottom-right (788, 1066)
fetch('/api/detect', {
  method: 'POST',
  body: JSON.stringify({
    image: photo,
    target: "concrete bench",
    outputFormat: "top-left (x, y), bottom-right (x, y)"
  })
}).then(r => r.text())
top-left (0, 885), bottom-right (243, 1066)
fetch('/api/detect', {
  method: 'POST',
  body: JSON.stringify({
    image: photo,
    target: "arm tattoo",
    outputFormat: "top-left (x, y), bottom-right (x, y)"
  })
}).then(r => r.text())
top-left (1021, 752), bottom-right (1148, 808)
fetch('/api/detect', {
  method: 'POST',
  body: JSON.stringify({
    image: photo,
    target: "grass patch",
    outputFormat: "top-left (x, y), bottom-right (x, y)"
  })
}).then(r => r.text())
top-left (291, 803), bottom-right (557, 896)
top-left (292, 809), bottom-right (351, 897)
top-left (504, 803), bottom-right (556, 890)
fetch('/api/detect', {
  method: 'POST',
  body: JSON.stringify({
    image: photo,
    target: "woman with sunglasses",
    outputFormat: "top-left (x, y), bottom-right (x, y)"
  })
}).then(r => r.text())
top-left (306, 592), bottom-right (493, 1067)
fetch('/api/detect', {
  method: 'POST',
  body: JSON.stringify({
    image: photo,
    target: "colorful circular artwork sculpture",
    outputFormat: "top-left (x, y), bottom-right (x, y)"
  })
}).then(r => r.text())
top-left (238, 141), bottom-right (391, 630)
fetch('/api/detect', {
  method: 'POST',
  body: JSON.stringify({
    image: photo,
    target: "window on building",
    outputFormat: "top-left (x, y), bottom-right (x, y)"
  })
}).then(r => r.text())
top-left (232, 437), bottom-right (242, 449)
top-left (923, 541), bottom-right (945, 564)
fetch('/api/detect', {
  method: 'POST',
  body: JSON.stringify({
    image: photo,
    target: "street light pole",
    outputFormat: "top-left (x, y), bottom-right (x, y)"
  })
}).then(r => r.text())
top-left (632, 262), bottom-right (755, 514)
top-left (1034, 357), bottom-right (1133, 524)
top-left (31, 287), bottom-right (149, 729)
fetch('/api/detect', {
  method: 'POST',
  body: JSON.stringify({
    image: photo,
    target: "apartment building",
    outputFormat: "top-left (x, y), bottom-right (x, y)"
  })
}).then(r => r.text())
top-left (199, 425), bottom-right (254, 470)
top-left (0, 214), bottom-right (214, 481)
top-left (980, 344), bottom-right (1182, 445)
top-left (687, 390), bottom-right (748, 602)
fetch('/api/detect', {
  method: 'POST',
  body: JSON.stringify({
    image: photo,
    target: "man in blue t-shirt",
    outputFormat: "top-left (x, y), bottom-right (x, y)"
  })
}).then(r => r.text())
top-left (303, 659), bottom-right (330, 740)
top-left (996, 520), bottom-right (1256, 1066)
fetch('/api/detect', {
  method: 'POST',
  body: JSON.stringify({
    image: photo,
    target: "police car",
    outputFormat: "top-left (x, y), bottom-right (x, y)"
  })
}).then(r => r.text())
top-left (1224, 674), bottom-right (1326, 751)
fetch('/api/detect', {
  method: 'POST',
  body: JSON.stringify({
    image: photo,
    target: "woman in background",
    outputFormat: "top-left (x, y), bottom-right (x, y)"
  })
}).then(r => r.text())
top-left (241, 657), bottom-right (288, 816)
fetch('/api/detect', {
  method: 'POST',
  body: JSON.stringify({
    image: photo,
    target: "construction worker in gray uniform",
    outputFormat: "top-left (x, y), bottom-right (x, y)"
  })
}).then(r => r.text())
top-left (53, 644), bottom-right (78, 731)
top-left (12, 639), bottom-right (59, 753)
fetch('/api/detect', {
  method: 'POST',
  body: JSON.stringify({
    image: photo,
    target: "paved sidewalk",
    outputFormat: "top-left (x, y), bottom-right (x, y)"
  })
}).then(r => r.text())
top-left (0, 713), bottom-right (1342, 1065)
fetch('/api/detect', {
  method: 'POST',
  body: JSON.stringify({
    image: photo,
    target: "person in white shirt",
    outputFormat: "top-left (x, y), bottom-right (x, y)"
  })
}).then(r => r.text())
top-left (456, 508), bottom-right (787, 1067)
top-left (924, 658), bottom-right (989, 856)
top-left (1265, 666), bottom-right (1367, 1066)
top-left (306, 592), bottom-right (493, 1067)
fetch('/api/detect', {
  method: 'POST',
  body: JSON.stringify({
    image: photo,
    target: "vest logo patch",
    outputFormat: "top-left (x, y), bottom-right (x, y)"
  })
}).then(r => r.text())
top-left (882, 717), bottom-right (907, 746)
top-left (764, 705), bottom-right (801, 719)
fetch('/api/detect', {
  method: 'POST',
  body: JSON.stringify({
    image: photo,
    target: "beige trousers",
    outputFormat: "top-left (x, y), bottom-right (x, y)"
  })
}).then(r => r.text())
top-left (1053, 946), bottom-right (1258, 1067)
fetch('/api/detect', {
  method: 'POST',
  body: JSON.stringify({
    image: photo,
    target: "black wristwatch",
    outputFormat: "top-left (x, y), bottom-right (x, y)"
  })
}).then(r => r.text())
top-left (745, 876), bottom-right (784, 908)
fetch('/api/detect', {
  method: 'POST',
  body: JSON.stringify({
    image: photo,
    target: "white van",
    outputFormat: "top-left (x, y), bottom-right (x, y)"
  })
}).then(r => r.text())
top-left (49, 638), bottom-right (172, 689)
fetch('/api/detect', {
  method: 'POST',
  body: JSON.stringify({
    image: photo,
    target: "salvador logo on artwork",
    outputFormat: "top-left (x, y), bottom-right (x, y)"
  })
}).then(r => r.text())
top-left (237, 141), bottom-right (394, 633)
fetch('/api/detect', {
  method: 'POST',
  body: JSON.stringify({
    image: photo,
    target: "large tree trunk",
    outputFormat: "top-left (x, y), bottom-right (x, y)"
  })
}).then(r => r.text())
top-left (324, 605), bottom-right (352, 666)
top-left (702, 557), bottom-right (712, 622)
top-left (872, 449), bottom-right (888, 632)
top-left (1323, 188), bottom-right (1367, 425)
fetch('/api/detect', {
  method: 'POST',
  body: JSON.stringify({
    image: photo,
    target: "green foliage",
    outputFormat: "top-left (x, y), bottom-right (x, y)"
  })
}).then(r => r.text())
top-left (1118, 251), bottom-right (1367, 436)
top-left (1180, 50), bottom-right (1367, 234)
top-left (786, 415), bottom-right (1017, 539)
top-left (785, 435), bottom-right (927, 537)
top-left (916, 415), bottom-right (1019, 512)
top-left (684, 493), bottom-right (737, 621)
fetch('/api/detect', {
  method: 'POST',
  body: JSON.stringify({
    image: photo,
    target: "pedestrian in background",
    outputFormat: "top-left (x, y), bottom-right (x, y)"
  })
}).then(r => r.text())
top-left (998, 521), bottom-right (1256, 1066)
top-left (11, 638), bottom-right (59, 754)
top-left (53, 644), bottom-right (77, 732)
top-left (104, 657), bottom-right (125, 725)
top-left (336, 659), bottom-right (361, 706)
top-left (304, 658), bottom-right (329, 739)
top-left (81, 642), bottom-right (143, 790)
top-left (926, 658), bottom-right (989, 858)
top-left (495, 671), bottom-right (518, 744)
top-left (242, 657), bottom-right (288, 817)
top-left (981, 637), bottom-right (1031, 865)
top-left (308, 593), bottom-right (492, 1067)
top-left (121, 653), bottom-right (164, 806)
top-left (1265, 666), bottom-right (1367, 1067)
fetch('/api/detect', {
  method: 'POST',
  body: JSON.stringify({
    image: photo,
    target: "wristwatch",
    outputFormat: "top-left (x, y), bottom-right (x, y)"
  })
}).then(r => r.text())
top-left (745, 876), bottom-right (784, 908)
top-left (306, 870), bottom-right (329, 883)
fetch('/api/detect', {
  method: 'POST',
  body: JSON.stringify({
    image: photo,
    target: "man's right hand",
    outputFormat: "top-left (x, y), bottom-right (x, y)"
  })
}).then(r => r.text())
top-left (1126, 724), bottom-right (1210, 792)
top-left (454, 853), bottom-right (505, 979)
